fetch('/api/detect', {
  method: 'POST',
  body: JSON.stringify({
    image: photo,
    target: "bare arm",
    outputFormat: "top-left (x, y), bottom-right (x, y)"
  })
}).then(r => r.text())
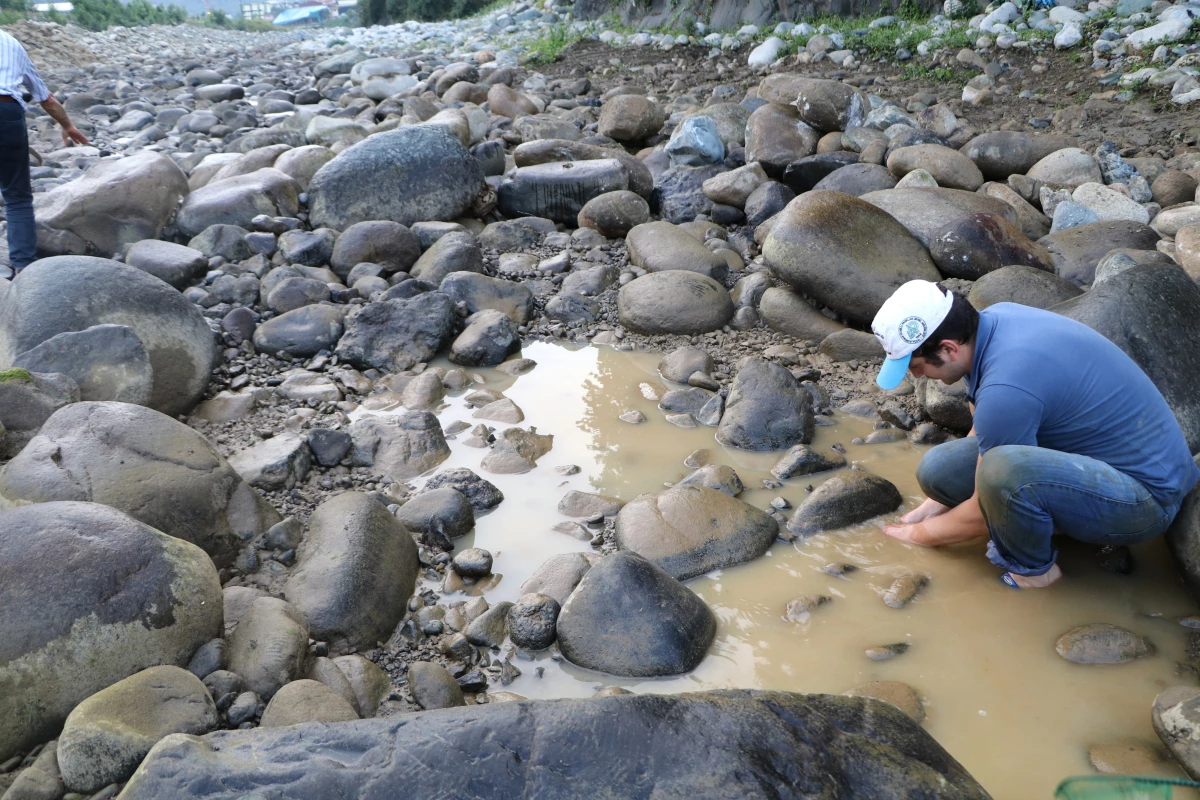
top-left (37, 96), bottom-right (88, 146)
top-left (887, 407), bottom-right (984, 545)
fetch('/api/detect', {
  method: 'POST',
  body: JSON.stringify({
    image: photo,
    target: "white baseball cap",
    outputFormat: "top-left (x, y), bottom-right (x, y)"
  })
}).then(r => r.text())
top-left (872, 280), bottom-right (955, 391)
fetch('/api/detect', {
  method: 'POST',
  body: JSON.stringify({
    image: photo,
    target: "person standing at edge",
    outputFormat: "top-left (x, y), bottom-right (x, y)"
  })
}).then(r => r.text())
top-left (874, 280), bottom-right (1200, 588)
top-left (0, 28), bottom-right (88, 277)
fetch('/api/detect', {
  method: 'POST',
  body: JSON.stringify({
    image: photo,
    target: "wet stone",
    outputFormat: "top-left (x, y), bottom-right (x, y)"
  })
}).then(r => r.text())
top-left (822, 563), bottom-right (858, 577)
top-left (452, 548), bottom-right (493, 579)
top-left (844, 681), bottom-right (925, 723)
top-left (866, 642), bottom-right (911, 661)
top-left (785, 595), bottom-right (831, 622)
top-left (507, 593), bottom-right (561, 651)
top-left (787, 470), bottom-right (902, 535)
top-left (620, 410), bottom-right (647, 424)
top-left (1153, 686), bottom-right (1200, 779)
top-left (771, 445), bottom-right (847, 479)
top-left (1087, 741), bottom-right (1164, 775)
top-left (1097, 545), bottom-right (1134, 576)
top-left (883, 574), bottom-right (929, 609)
top-left (1055, 624), bottom-right (1155, 664)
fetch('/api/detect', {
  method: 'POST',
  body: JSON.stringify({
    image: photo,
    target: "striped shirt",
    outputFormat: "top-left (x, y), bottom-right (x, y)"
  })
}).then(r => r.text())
top-left (0, 30), bottom-right (48, 109)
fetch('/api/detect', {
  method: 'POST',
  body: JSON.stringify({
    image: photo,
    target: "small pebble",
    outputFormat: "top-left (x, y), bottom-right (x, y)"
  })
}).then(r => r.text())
top-left (866, 642), bottom-right (911, 661)
top-left (883, 574), bottom-right (929, 609)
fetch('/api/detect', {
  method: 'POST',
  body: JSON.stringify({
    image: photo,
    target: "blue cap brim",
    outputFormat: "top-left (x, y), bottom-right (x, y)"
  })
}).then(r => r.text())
top-left (876, 354), bottom-right (912, 391)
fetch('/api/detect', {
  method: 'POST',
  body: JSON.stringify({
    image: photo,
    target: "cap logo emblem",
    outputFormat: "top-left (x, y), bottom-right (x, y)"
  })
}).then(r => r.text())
top-left (898, 316), bottom-right (927, 344)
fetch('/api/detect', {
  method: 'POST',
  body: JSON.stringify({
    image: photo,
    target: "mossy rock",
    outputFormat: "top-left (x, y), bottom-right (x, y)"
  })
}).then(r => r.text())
top-left (0, 368), bottom-right (31, 383)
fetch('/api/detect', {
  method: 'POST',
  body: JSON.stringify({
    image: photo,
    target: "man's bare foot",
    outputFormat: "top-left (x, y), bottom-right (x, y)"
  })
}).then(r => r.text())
top-left (901, 497), bottom-right (950, 525)
top-left (1006, 563), bottom-right (1063, 588)
top-left (884, 522), bottom-right (930, 545)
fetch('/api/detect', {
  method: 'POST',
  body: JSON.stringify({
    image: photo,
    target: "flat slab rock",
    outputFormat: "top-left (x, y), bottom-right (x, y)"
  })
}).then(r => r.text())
top-left (120, 690), bottom-right (990, 799)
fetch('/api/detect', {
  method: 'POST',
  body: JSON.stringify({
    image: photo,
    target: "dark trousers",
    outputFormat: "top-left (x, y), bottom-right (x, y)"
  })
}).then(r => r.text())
top-left (0, 101), bottom-right (34, 272)
top-left (917, 437), bottom-right (1175, 576)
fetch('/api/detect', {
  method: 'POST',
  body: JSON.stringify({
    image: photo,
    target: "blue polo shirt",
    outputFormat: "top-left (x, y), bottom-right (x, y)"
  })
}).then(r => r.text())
top-left (966, 303), bottom-right (1200, 509)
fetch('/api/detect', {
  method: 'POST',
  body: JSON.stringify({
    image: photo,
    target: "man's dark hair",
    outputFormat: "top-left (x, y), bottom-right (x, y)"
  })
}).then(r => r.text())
top-left (912, 287), bottom-right (979, 367)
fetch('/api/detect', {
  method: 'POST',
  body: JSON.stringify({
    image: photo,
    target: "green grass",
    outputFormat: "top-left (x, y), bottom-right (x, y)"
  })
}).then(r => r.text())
top-left (467, 0), bottom-right (509, 18)
top-left (0, 368), bottom-right (31, 383)
top-left (525, 22), bottom-right (584, 65)
top-left (901, 63), bottom-right (972, 82)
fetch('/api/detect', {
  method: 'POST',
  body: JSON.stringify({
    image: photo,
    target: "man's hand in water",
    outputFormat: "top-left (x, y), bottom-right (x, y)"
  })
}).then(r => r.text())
top-left (900, 497), bottom-right (949, 524)
top-left (884, 522), bottom-right (932, 545)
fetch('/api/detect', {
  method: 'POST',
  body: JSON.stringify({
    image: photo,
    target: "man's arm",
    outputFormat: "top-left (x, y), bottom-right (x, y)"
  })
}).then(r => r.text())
top-left (38, 96), bottom-right (88, 146)
top-left (886, 455), bottom-right (988, 545)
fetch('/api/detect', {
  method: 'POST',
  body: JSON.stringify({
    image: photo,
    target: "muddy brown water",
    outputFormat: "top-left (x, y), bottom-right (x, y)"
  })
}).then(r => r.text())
top-left (360, 341), bottom-right (1199, 798)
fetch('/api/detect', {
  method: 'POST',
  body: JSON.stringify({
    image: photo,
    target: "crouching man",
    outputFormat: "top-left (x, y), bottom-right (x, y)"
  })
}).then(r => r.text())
top-left (874, 280), bottom-right (1199, 588)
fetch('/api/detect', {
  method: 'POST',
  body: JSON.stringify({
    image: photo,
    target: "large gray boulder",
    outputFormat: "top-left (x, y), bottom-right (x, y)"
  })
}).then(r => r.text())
top-left (967, 264), bottom-right (1083, 310)
top-left (960, 131), bottom-right (1076, 180)
top-left (124, 240), bottom-right (207, 290)
top-left (0, 368), bottom-right (78, 458)
top-left (763, 191), bottom-right (940, 326)
top-left (409, 231), bottom-right (483, 286)
top-left (329, 220), bottom-right (421, 278)
top-left (335, 292), bottom-right (456, 372)
top-left (1037, 220), bottom-right (1161, 286)
top-left (1167, 460), bottom-right (1200, 602)
top-left (1054, 262), bottom-right (1200, 454)
top-left (308, 126), bottom-right (485, 230)
top-left (744, 103), bottom-right (820, 177)
top-left (512, 138), bottom-right (653, 198)
top-left (449, 309), bottom-right (520, 368)
top-left (1152, 686), bottom-right (1200, 780)
top-left (34, 152), bottom-right (189, 257)
top-left (0, 502), bottom-right (221, 762)
top-left (260, 679), bottom-right (360, 728)
top-left (615, 485), bottom-right (777, 580)
top-left (928, 212), bottom-right (1054, 280)
top-left (58, 666), bottom-right (217, 793)
top-left (13, 324), bottom-right (153, 406)
top-left (498, 159), bottom-right (629, 223)
top-left (757, 287), bottom-right (845, 342)
top-left (226, 596), bottom-right (309, 701)
top-left (718, 358), bottom-right (814, 451)
top-left (626, 221), bottom-right (728, 281)
top-left (119, 689), bottom-right (989, 799)
top-left (617, 271), bottom-right (733, 335)
top-left (175, 168), bottom-right (301, 238)
top-left (346, 411), bottom-right (451, 481)
top-left (859, 187), bottom-right (1019, 249)
top-left (253, 304), bottom-right (346, 359)
top-left (557, 552), bottom-right (716, 677)
top-left (284, 492), bottom-right (419, 652)
top-left (0, 402), bottom-right (281, 564)
top-left (0, 257), bottom-right (216, 416)
top-left (787, 470), bottom-right (904, 535)
top-left (439, 271), bottom-right (534, 325)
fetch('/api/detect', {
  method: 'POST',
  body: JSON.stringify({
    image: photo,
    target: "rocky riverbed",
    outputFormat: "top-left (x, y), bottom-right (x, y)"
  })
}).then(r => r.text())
top-left (6, 0), bottom-right (1200, 796)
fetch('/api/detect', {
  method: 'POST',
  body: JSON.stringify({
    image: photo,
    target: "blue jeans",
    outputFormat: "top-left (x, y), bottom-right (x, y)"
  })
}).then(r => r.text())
top-left (0, 101), bottom-right (34, 272)
top-left (917, 437), bottom-right (1176, 576)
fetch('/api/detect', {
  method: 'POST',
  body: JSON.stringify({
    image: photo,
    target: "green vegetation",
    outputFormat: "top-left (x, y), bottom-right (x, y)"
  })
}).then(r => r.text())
top-left (900, 63), bottom-right (971, 82)
top-left (363, 0), bottom-right (496, 26)
top-left (526, 22), bottom-right (584, 64)
top-left (0, 368), bottom-right (31, 383)
top-left (69, 0), bottom-right (186, 30)
top-left (200, 11), bottom-right (278, 31)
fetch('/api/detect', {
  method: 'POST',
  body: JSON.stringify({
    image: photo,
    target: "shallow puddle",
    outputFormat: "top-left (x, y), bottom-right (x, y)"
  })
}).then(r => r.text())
top-left (367, 340), bottom-right (1200, 799)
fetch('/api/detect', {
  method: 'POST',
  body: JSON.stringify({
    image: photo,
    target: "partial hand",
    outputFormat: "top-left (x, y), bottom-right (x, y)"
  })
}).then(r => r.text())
top-left (883, 522), bottom-right (931, 545)
top-left (61, 126), bottom-right (88, 146)
top-left (901, 497), bottom-right (949, 524)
